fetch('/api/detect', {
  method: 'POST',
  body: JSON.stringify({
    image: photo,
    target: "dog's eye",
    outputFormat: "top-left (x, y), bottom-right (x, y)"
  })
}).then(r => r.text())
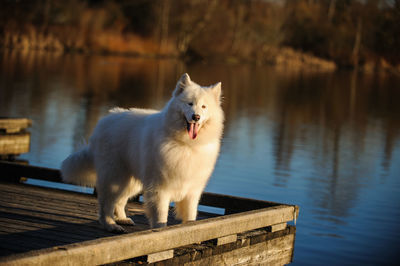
top-left (202, 105), bottom-right (206, 109)
top-left (188, 103), bottom-right (193, 106)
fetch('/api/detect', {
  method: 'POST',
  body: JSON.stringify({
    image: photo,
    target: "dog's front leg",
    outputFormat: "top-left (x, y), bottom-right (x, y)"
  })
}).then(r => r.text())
top-left (175, 190), bottom-right (202, 223)
top-left (143, 191), bottom-right (170, 228)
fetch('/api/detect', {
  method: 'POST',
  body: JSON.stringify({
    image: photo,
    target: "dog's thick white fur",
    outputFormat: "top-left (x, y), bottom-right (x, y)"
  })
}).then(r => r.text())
top-left (61, 73), bottom-right (224, 233)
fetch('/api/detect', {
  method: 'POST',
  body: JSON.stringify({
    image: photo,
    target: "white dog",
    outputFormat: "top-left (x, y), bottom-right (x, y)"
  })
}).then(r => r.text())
top-left (61, 73), bottom-right (224, 233)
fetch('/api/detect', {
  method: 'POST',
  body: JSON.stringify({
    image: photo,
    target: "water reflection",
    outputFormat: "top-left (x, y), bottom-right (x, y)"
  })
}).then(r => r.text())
top-left (1, 50), bottom-right (400, 265)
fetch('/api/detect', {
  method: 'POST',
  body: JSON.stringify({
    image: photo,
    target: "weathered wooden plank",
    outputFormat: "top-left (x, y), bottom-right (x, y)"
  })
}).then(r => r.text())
top-left (216, 234), bottom-right (237, 246)
top-left (0, 216), bottom-right (102, 242)
top-left (0, 205), bottom-right (121, 235)
top-left (0, 191), bottom-right (100, 216)
top-left (0, 196), bottom-right (98, 224)
top-left (270, 222), bottom-right (287, 232)
top-left (147, 250), bottom-right (174, 263)
top-left (0, 204), bottom-right (297, 266)
top-left (0, 211), bottom-right (114, 239)
top-left (0, 182), bottom-right (97, 206)
top-left (0, 198), bottom-right (99, 220)
top-left (0, 221), bottom-right (77, 244)
top-left (0, 118), bottom-right (32, 134)
top-left (199, 192), bottom-right (280, 214)
top-left (126, 226), bottom-right (296, 265)
top-left (0, 134), bottom-right (30, 155)
top-left (184, 234), bottom-right (295, 266)
top-left (0, 187), bottom-right (145, 220)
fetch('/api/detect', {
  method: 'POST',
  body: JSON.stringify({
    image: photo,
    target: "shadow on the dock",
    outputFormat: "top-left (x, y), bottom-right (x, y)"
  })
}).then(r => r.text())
top-left (0, 209), bottom-right (156, 256)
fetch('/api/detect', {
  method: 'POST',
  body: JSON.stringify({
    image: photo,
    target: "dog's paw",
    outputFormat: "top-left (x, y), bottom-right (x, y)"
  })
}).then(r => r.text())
top-left (153, 222), bottom-right (167, 228)
top-left (116, 217), bottom-right (135, 226)
top-left (106, 224), bottom-right (127, 234)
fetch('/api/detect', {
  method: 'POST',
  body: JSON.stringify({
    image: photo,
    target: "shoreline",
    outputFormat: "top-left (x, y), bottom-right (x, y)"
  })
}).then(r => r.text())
top-left (1, 1), bottom-right (399, 75)
top-left (1, 32), bottom-right (399, 75)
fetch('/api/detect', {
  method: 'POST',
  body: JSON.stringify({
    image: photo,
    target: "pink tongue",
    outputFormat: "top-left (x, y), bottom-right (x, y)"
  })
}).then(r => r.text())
top-left (188, 123), bottom-right (199, 139)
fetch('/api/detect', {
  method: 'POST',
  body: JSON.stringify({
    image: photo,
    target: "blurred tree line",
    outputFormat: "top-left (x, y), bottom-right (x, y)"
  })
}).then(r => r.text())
top-left (284, 0), bottom-right (400, 69)
top-left (1, 0), bottom-right (399, 71)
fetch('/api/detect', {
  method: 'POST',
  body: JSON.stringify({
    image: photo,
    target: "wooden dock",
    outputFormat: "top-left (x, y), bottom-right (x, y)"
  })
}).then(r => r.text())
top-left (0, 161), bottom-right (299, 265)
top-left (0, 118), bottom-right (32, 160)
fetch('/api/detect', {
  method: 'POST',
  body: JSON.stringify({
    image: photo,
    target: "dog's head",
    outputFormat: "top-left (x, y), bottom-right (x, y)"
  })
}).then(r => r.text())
top-left (171, 73), bottom-right (223, 140)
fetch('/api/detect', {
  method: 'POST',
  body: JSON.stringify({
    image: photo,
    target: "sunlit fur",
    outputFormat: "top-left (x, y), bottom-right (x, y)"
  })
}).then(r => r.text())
top-left (61, 73), bottom-right (224, 233)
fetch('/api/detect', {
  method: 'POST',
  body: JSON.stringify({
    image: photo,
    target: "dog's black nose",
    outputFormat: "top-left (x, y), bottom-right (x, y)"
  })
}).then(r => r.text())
top-left (192, 114), bottom-right (200, 122)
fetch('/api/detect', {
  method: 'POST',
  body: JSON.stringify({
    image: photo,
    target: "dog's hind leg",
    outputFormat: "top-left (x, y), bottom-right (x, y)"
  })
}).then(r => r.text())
top-left (98, 196), bottom-right (126, 233)
top-left (114, 197), bottom-right (134, 225)
top-left (96, 172), bottom-right (127, 233)
top-left (114, 178), bottom-right (142, 226)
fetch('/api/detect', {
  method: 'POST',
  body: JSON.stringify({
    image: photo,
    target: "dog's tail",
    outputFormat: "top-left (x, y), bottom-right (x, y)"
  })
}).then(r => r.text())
top-left (61, 146), bottom-right (97, 187)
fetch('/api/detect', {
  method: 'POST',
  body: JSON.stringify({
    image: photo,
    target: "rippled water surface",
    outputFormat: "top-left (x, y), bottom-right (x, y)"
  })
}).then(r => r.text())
top-left (1, 51), bottom-right (399, 265)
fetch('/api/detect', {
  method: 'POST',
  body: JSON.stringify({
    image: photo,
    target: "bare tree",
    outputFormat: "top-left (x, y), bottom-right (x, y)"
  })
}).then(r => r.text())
top-left (327, 0), bottom-right (336, 22)
top-left (176, 0), bottom-right (219, 55)
top-left (158, 0), bottom-right (171, 54)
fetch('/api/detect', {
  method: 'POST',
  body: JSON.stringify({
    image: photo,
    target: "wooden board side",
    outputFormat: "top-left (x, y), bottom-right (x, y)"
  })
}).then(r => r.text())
top-left (0, 133), bottom-right (30, 155)
top-left (0, 118), bottom-right (32, 134)
top-left (0, 205), bottom-right (297, 266)
top-left (0, 161), bottom-right (62, 183)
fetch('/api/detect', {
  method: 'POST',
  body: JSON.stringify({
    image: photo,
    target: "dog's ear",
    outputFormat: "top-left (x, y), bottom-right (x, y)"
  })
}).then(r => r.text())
top-left (173, 73), bottom-right (192, 97)
top-left (210, 82), bottom-right (222, 104)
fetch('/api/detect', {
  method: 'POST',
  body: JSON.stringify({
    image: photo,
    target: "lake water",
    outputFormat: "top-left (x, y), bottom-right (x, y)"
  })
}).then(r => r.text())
top-left (1, 50), bottom-right (400, 265)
